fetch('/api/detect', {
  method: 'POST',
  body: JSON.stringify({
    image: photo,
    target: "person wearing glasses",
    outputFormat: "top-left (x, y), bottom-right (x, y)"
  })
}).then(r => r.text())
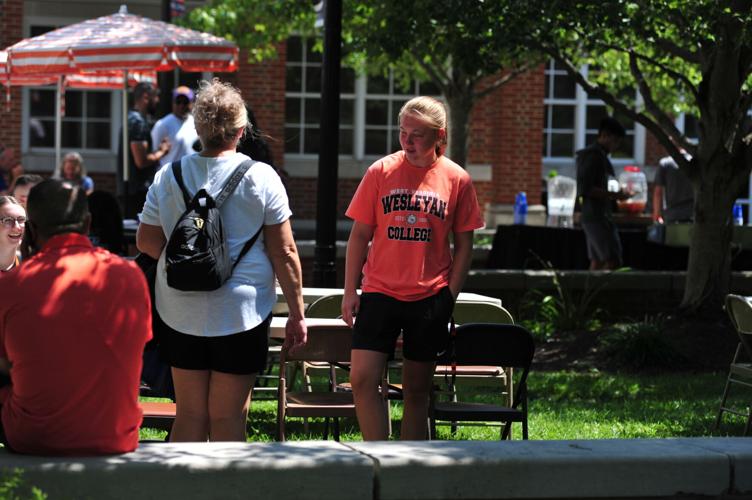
top-left (0, 196), bottom-right (25, 273)
top-left (151, 86), bottom-right (199, 167)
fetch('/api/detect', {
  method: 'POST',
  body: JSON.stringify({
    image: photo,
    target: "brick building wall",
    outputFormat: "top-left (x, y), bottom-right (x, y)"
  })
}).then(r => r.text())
top-left (491, 66), bottom-right (545, 206)
top-left (0, 0), bottom-right (24, 162)
top-left (233, 45), bottom-right (287, 171)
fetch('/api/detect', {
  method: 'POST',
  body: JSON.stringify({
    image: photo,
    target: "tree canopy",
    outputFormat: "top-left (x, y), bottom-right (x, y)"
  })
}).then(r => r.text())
top-left (522, 0), bottom-right (752, 315)
top-left (184, 0), bottom-right (538, 166)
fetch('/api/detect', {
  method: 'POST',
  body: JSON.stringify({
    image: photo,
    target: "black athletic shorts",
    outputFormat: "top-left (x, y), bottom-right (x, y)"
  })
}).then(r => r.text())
top-left (161, 314), bottom-right (271, 375)
top-left (352, 287), bottom-right (455, 362)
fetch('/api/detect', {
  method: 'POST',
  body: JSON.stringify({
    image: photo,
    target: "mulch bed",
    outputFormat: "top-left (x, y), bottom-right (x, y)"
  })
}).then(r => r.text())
top-left (532, 314), bottom-right (739, 372)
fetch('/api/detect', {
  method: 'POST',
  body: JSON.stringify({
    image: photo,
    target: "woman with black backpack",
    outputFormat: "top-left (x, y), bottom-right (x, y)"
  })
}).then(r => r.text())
top-left (136, 79), bottom-right (306, 442)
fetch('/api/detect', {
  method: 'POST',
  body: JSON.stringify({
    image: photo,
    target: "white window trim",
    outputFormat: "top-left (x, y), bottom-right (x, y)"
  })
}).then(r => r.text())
top-left (543, 61), bottom-right (645, 176)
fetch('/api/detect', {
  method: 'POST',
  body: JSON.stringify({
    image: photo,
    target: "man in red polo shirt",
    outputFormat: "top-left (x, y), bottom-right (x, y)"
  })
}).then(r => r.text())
top-left (0, 179), bottom-right (151, 455)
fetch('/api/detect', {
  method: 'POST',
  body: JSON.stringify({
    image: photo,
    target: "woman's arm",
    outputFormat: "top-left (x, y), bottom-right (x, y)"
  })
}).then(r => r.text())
top-left (341, 221), bottom-right (374, 327)
top-left (136, 222), bottom-right (166, 260)
top-left (264, 219), bottom-right (307, 350)
top-left (448, 230), bottom-right (474, 299)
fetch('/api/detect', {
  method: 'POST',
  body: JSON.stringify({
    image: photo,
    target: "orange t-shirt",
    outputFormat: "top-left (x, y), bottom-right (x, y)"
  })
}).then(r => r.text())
top-left (346, 151), bottom-right (484, 301)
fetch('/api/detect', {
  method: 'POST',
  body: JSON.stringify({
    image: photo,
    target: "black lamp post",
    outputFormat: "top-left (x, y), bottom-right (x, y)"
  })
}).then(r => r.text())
top-left (313, 0), bottom-right (342, 287)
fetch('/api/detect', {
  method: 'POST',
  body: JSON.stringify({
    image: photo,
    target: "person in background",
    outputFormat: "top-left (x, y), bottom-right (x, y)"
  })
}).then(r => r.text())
top-left (136, 79), bottom-right (306, 442)
top-left (0, 180), bottom-right (151, 455)
top-left (10, 174), bottom-right (43, 209)
top-left (57, 152), bottom-right (94, 195)
top-left (0, 196), bottom-right (25, 273)
top-left (151, 86), bottom-right (199, 167)
top-left (119, 82), bottom-right (170, 219)
top-left (0, 145), bottom-right (23, 196)
top-left (652, 153), bottom-right (694, 224)
top-left (235, 105), bottom-right (289, 192)
top-left (342, 96), bottom-right (484, 441)
top-left (87, 190), bottom-right (125, 255)
top-left (576, 116), bottom-right (631, 270)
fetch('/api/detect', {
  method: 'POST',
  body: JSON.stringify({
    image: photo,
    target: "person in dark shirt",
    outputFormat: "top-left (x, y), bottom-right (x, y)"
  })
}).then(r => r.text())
top-left (652, 153), bottom-right (694, 224)
top-left (576, 117), bottom-right (631, 270)
top-left (118, 82), bottom-right (171, 219)
top-left (236, 106), bottom-right (289, 192)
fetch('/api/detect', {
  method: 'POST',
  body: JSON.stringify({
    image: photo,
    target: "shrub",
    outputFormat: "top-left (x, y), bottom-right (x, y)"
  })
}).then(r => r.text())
top-left (599, 316), bottom-right (685, 371)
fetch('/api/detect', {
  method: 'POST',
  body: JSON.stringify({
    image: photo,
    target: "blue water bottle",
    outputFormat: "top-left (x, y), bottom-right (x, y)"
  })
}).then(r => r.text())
top-left (733, 203), bottom-right (744, 226)
top-left (513, 191), bottom-right (528, 225)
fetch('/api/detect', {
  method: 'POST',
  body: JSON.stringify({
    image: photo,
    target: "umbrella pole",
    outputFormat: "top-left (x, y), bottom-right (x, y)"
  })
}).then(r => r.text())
top-left (122, 70), bottom-right (129, 183)
top-left (55, 76), bottom-right (62, 171)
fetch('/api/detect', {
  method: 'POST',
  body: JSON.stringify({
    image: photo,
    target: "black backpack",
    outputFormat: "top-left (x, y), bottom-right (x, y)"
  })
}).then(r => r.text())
top-left (164, 159), bottom-right (262, 291)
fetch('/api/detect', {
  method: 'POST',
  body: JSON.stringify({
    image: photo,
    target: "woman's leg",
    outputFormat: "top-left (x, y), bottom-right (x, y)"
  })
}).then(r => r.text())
top-left (350, 349), bottom-right (390, 440)
top-left (400, 359), bottom-right (436, 440)
top-left (207, 371), bottom-right (256, 441)
top-left (170, 367), bottom-right (210, 442)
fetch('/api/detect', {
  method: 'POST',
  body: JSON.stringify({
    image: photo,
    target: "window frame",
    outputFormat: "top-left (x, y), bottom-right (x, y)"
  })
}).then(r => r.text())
top-left (543, 60), bottom-right (645, 173)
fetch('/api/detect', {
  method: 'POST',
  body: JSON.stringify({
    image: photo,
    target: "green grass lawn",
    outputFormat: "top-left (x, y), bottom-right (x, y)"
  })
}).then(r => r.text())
top-left (140, 370), bottom-right (748, 442)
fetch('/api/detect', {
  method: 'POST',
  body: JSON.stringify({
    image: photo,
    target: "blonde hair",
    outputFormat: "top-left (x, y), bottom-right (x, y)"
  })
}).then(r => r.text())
top-left (398, 96), bottom-right (448, 156)
top-left (60, 152), bottom-right (85, 180)
top-left (192, 79), bottom-right (248, 149)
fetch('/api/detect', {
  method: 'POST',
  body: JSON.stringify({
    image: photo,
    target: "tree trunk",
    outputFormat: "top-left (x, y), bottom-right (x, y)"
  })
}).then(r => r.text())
top-left (443, 90), bottom-right (474, 168)
top-left (681, 149), bottom-right (749, 317)
top-left (681, 177), bottom-right (734, 316)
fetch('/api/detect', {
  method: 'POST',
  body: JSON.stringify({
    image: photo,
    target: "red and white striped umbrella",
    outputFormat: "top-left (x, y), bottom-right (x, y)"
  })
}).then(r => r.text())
top-left (1, 51), bottom-right (157, 87)
top-left (2, 6), bottom-right (237, 79)
top-left (1, 5), bottom-right (238, 178)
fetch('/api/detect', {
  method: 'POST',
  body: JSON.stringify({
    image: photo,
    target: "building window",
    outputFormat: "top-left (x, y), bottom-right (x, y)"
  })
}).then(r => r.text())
top-left (285, 36), bottom-right (441, 159)
top-left (543, 60), bottom-right (639, 163)
top-left (28, 88), bottom-right (112, 150)
top-left (25, 25), bottom-right (114, 153)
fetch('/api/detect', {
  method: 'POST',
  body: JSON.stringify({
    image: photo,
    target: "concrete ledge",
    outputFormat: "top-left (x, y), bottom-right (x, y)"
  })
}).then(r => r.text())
top-left (1, 438), bottom-right (750, 499)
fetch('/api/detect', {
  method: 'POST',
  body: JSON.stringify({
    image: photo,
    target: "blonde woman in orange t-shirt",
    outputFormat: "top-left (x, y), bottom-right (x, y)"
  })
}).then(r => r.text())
top-left (342, 96), bottom-right (484, 441)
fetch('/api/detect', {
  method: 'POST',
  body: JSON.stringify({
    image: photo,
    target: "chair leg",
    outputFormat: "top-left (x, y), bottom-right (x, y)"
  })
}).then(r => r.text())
top-left (449, 381), bottom-right (458, 436)
top-left (429, 417), bottom-right (437, 440)
top-left (714, 373), bottom-right (733, 431)
top-left (501, 422), bottom-right (511, 440)
top-left (333, 418), bottom-right (341, 442)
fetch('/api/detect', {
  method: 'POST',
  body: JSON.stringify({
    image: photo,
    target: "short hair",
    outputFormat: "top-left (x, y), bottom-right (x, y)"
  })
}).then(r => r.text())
top-left (193, 79), bottom-right (248, 149)
top-left (27, 179), bottom-right (89, 238)
top-left (133, 82), bottom-right (156, 101)
top-left (11, 174), bottom-right (44, 193)
top-left (599, 117), bottom-right (626, 138)
top-left (398, 96), bottom-right (448, 156)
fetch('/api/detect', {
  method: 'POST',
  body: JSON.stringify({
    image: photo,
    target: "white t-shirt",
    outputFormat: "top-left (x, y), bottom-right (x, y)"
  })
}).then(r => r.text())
top-left (140, 152), bottom-right (291, 336)
top-left (151, 113), bottom-right (199, 166)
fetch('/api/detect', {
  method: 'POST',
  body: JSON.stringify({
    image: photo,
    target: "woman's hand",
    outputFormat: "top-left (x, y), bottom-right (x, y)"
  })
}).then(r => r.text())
top-left (282, 316), bottom-right (307, 353)
top-left (341, 290), bottom-right (360, 328)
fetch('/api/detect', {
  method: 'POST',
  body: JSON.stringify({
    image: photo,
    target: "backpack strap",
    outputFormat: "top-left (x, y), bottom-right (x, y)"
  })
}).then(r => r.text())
top-left (214, 159), bottom-right (254, 208)
top-left (214, 159), bottom-right (262, 270)
top-left (171, 160), bottom-right (192, 208)
top-left (232, 224), bottom-right (264, 271)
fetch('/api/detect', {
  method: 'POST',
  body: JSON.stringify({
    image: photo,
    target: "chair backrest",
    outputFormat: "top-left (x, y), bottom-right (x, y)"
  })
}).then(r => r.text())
top-left (282, 325), bottom-right (353, 363)
top-left (725, 294), bottom-right (752, 358)
top-left (438, 323), bottom-right (534, 370)
top-left (306, 294), bottom-right (344, 319)
top-left (452, 301), bottom-right (514, 324)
